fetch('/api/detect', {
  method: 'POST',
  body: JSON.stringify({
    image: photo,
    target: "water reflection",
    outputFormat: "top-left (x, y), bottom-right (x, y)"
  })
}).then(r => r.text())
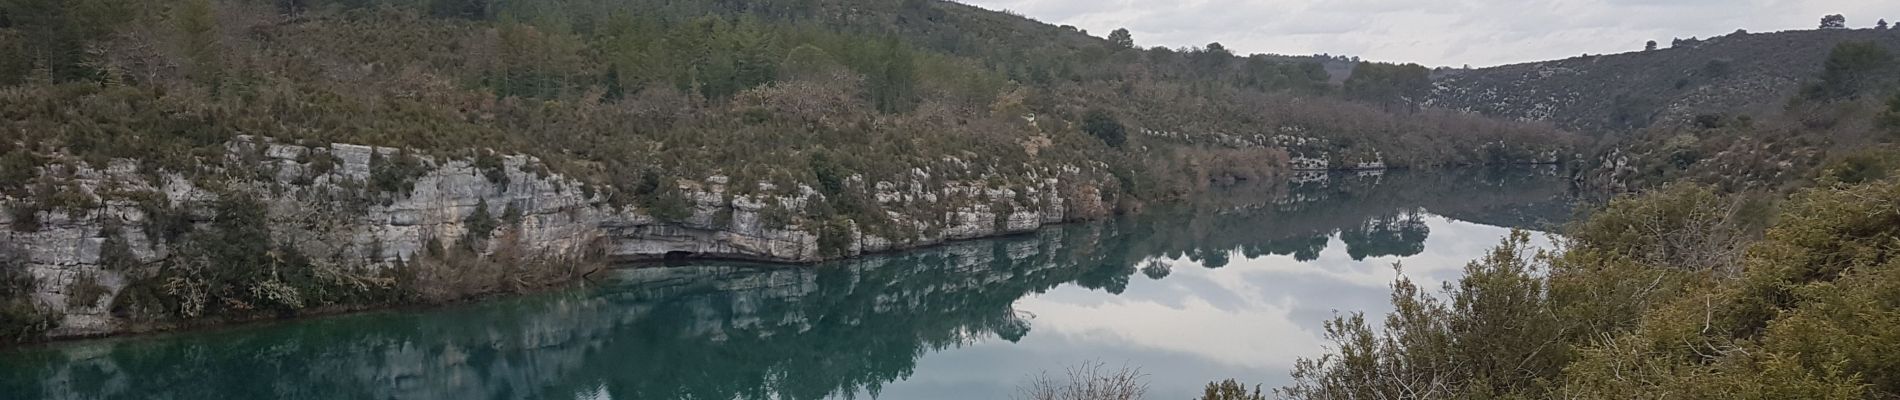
top-left (0, 167), bottom-right (1571, 400)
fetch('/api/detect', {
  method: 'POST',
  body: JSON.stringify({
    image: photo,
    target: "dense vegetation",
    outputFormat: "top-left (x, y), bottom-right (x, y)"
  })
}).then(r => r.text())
top-left (1283, 27), bottom-right (1900, 399)
top-left (1278, 179), bottom-right (1900, 398)
top-left (1261, 22), bottom-right (1900, 400)
top-left (0, 0), bottom-right (1572, 341)
top-left (0, 0), bottom-right (1567, 207)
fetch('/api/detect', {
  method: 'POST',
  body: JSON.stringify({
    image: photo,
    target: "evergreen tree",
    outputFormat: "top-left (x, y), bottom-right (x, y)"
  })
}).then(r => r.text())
top-left (1082, 109), bottom-right (1126, 147)
top-left (867, 39), bottom-right (916, 113)
top-left (1809, 41), bottom-right (1894, 99)
top-left (176, 0), bottom-right (220, 86)
top-left (1107, 28), bottom-right (1134, 49)
top-left (0, 0), bottom-right (131, 83)
top-left (1820, 14), bottom-right (1846, 29)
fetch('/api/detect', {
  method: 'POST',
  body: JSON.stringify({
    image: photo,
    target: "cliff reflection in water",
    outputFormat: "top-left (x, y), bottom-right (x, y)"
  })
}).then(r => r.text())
top-left (0, 167), bottom-right (1572, 400)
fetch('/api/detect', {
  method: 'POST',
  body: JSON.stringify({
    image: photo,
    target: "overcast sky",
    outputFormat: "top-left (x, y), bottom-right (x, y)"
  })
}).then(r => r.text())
top-left (956, 0), bottom-right (1900, 67)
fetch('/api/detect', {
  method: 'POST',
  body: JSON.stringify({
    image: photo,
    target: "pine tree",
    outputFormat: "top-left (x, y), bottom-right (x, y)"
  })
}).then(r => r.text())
top-left (868, 39), bottom-right (916, 113)
top-left (1821, 14), bottom-right (1846, 29)
top-left (176, 0), bottom-right (221, 86)
top-left (1107, 28), bottom-right (1134, 49)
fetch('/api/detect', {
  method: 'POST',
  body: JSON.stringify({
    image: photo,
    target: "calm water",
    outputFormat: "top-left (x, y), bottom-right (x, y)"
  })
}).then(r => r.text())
top-left (0, 167), bottom-right (1571, 400)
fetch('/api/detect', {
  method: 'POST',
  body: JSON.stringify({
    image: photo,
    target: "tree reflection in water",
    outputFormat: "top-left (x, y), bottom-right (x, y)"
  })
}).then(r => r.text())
top-left (0, 167), bottom-right (1571, 400)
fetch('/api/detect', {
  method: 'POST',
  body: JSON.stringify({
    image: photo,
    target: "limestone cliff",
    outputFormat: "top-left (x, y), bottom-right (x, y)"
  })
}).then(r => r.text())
top-left (0, 138), bottom-right (1103, 340)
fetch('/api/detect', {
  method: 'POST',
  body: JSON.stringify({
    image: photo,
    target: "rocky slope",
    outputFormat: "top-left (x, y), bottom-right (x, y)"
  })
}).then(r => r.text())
top-left (0, 137), bottom-right (1102, 340)
top-left (0, 167), bottom-right (1577, 399)
top-left (1430, 28), bottom-right (1900, 133)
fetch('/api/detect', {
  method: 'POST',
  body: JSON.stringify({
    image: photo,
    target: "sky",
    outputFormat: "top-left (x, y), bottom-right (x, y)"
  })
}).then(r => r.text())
top-left (956, 0), bottom-right (1900, 67)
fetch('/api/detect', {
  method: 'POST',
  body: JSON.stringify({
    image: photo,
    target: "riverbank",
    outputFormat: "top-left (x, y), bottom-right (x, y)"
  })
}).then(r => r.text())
top-left (0, 166), bottom-right (1579, 399)
top-left (0, 136), bottom-right (1117, 344)
top-left (0, 134), bottom-right (1573, 346)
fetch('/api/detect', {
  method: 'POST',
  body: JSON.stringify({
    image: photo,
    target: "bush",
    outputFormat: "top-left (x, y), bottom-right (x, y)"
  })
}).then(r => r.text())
top-left (99, 230), bottom-right (140, 271)
top-left (1819, 150), bottom-right (1900, 184)
top-left (65, 273), bottom-right (109, 308)
top-left (1015, 361), bottom-right (1147, 400)
top-left (815, 218), bottom-right (855, 258)
top-left (0, 243), bottom-right (52, 343)
top-left (1882, 92), bottom-right (1900, 131)
top-left (473, 151), bottom-right (510, 186)
top-left (1569, 183), bottom-right (1746, 272)
top-left (0, 149), bottom-right (36, 195)
top-left (8, 203), bottom-right (40, 232)
top-left (1807, 41), bottom-right (1894, 99)
top-left (643, 189), bottom-right (694, 222)
top-left (464, 198), bottom-right (498, 243)
top-left (1290, 178), bottom-right (1900, 398)
top-left (1198, 380), bottom-right (1264, 400)
top-left (1082, 109), bottom-right (1127, 147)
top-left (368, 150), bottom-right (428, 197)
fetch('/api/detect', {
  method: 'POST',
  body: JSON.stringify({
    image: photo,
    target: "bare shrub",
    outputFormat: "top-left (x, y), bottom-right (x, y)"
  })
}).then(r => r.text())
top-left (1570, 183), bottom-right (1752, 274)
top-left (1015, 360), bottom-right (1148, 400)
top-left (410, 226), bottom-right (593, 303)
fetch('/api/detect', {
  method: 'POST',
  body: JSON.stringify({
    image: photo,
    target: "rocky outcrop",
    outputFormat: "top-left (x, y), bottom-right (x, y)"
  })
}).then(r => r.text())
top-left (3, 224), bottom-right (1092, 400)
top-left (0, 138), bottom-right (1101, 340)
top-left (2, 139), bottom-right (608, 338)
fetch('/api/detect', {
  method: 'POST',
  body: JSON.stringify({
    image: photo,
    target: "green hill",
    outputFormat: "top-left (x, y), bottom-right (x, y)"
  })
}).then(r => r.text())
top-left (1430, 28), bottom-right (1900, 134)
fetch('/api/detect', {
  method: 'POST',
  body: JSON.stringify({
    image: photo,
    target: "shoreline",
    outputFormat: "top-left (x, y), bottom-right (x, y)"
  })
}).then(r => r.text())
top-left (3, 214), bottom-right (1083, 348)
top-left (3, 164), bottom-right (1561, 348)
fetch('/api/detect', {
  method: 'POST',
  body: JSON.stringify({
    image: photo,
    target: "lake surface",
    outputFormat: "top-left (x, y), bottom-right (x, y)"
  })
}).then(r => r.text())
top-left (0, 167), bottom-right (1571, 400)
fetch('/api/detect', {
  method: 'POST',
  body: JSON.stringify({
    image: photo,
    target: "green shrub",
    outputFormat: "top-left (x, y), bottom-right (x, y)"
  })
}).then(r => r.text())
top-left (1882, 92), bottom-right (1900, 131)
top-left (1199, 380), bottom-right (1264, 400)
top-left (1290, 178), bottom-right (1900, 398)
top-left (1818, 150), bottom-right (1900, 185)
top-left (463, 198), bottom-right (498, 243)
top-left (473, 151), bottom-right (510, 186)
top-left (500, 201), bottom-right (524, 225)
top-left (815, 218), bottom-right (854, 258)
top-left (0, 244), bottom-right (51, 343)
top-left (1082, 109), bottom-right (1126, 147)
top-left (8, 203), bottom-right (40, 233)
top-left (368, 150), bottom-right (427, 197)
top-left (65, 273), bottom-right (109, 308)
top-left (1569, 183), bottom-right (1743, 271)
top-left (0, 149), bottom-right (36, 195)
top-left (759, 203), bottom-right (796, 229)
top-left (643, 189), bottom-right (694, 222)
top-left (1807, 41), bottom-right (1895, 99)
top-left (99, 229), bottom-right (140, 271)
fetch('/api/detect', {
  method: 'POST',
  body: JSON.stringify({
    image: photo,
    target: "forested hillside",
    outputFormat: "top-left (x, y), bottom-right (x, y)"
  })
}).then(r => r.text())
top-left (0, 0), bottom-right (1573, 209)
top-left (0, 0), bottom-right (1572, 343)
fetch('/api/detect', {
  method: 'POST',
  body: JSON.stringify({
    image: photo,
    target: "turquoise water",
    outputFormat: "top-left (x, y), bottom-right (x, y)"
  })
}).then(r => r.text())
top-left (0, 168), bottom-right (1570, 399)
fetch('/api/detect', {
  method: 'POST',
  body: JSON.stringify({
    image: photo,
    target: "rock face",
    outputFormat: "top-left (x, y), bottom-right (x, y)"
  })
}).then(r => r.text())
top-left (0, 138), bottom-right (1097, 340)
top-left (1428, 29), bottom-right (1900, 133)
top-left (3, 225), bottom-right (1092, 400)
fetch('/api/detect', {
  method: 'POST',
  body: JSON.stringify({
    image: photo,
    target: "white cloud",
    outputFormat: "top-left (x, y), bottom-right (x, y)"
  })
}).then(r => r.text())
top-left (958, 0), bottom-right (1900, 67)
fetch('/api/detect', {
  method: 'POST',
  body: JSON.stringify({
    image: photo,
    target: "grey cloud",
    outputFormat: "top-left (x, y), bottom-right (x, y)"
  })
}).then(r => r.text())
top-left (958, 0), bottom-right (1900, 66)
